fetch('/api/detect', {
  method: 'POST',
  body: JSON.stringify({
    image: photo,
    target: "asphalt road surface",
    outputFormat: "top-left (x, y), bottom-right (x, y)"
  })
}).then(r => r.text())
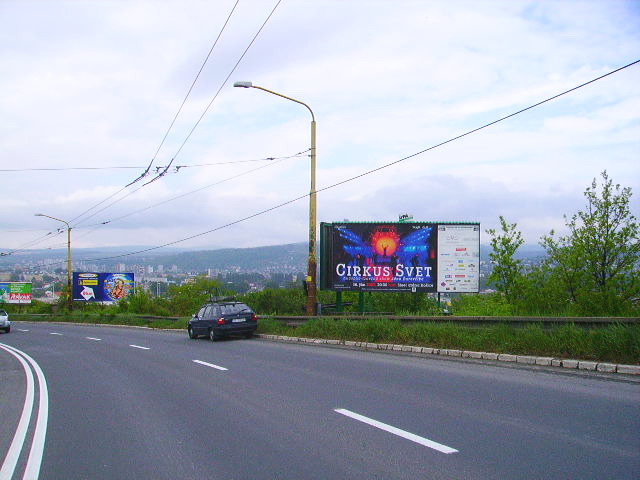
top-left (1, 322), bottom-right (638, 480)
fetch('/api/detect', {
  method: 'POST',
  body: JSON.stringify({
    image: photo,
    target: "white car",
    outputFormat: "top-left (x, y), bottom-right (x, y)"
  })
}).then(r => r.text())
top-left (0, 309), bottom-right (10, 333)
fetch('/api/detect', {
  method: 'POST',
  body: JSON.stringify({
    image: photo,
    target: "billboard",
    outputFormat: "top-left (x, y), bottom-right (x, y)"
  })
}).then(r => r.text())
top-left (436, 224), bottom-right (480, 293)
top-left (0, 282), bottom-right (32, 304)
top-left (320, 222), bottom-right (479, 293)
top-left (73, 272), bottom-right (135, 302)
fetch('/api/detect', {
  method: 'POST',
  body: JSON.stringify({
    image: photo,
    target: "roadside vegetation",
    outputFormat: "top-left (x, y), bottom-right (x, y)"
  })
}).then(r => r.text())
top-left (257, 317), bottom-right (639, 364)
top-left (485, 171), bottom-right (639, 317)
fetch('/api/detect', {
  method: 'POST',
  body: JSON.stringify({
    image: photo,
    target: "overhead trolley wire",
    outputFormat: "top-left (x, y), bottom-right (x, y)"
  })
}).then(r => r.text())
top-left (0, 149), bottom-right (304, 257)
top-left (0, 229), bottom-right (63, 257)
top-left (71, 149), bottom-right (306, 233)
top-left (75, 58), bottom-right (639, 263)
top-left (144, 0), bottom-right (241, 177)
top-left (0, 156), bottom-right (284, 173)
top-left (68, 0), bottom-right (283, 227)
top-left (65, 1), bottom-right (242, 228)
top-left (70, 149), bottom-right (308, 243)
top-left (157, 0), bottom-right (284, 166)
top-left (2, 1), bottom-right (286, 260)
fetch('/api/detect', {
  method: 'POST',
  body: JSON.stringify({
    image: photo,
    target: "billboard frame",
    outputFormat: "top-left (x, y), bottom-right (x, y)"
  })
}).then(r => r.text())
top-left (320, 221), bottom-right (480, 294)
top-left (0, 282), bottom-right (33, 304)
top-left (73, 272), bottom-right (135, 303)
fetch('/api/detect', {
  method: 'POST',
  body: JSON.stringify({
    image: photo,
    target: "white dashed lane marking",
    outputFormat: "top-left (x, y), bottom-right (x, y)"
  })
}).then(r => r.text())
top-left (193, 360), bottom-right (228, 371)
top-left (334, 408), bottom-right (458, 454)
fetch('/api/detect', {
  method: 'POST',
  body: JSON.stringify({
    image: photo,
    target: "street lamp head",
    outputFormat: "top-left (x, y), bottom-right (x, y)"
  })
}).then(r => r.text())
top-left (34, 213), bottom-right (44, 217)
top-left (233, 81), bottom-right (253, 88)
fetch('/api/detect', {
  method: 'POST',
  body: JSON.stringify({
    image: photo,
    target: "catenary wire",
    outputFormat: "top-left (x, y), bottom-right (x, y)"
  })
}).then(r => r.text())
top-left (0, 156), bottom-right (291, 173)
top-left (64, 1), bottom-right (241, 226)
top-left (70, 149), bottom-right (308, 243)
top-left (69, 58), bottom-right (639, 264)
top-left (157, 0), bottom-right (283, 167)
top-left (67, 0), bottom-right (282, 226)
top-left (66, 154), bottom-right (293, 226)
top-left (0, 150), bottom-right (305, 256)
top-left (143, 0), bottom-right (241, 177)
top-left (71, 149), bottom-right (307, 232)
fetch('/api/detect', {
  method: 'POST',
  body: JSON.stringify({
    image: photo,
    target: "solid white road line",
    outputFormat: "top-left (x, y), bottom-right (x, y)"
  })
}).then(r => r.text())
top-left (334, 408), bottom-right (458, 454)
top-left (193, 360), bottom-right (228, 371)
top-left (0, 345), bottom-right (35, 480)
top-left (0, 343), bottom-right (49, 480)
top-left (86, 337), bottom-right (102, 341)
top-left (20, 347), bottom-right (49, 480)
top-left (129, 345), bottom-right (150, 350)
top-left (49, 333), bottom-right (62, 336)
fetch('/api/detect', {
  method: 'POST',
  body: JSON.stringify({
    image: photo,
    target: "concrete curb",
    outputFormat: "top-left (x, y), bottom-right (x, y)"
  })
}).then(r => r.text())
top-left (255, 334), bottom-right (640, 376)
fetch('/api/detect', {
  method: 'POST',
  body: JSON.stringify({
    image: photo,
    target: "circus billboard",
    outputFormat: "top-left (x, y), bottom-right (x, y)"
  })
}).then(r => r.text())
top-left (320, 222), bottom-right (479, 293)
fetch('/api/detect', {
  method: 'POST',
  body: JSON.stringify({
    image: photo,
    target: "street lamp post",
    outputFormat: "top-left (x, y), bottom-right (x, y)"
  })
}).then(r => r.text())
top-left (35, 213), bottom-right (73, 311)
top-left (234, 81), bottom-right (318, 315)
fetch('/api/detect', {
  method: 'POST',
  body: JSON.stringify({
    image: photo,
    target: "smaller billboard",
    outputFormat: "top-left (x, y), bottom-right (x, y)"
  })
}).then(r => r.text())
top-left (0, 282), bottom-right (33, 304)
top-left (436, 224), bottom-right (480, 293)
top-left (73, 273), bottom-right (135, 302)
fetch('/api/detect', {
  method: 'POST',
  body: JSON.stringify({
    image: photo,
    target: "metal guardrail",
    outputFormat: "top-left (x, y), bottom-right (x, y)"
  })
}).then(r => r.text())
top-left (9, 312), bottom-right (639, 327)
top-left (266, 315), bottom-right (640, 327)
top-left (10, 313), bottom-right (185, 323)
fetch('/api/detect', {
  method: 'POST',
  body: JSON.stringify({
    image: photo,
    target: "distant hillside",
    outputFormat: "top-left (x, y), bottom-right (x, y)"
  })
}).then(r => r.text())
top-left (156, 243), bottom-right (309, 272)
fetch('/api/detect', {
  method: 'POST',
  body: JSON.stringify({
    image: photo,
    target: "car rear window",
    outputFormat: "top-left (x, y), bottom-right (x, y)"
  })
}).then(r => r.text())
top-left (220, 304), bottom-right (251, 315)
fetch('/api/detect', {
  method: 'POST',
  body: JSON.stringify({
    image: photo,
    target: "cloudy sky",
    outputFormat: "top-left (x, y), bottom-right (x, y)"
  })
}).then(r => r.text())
top-left (1, 0), bottom-right (638, 256)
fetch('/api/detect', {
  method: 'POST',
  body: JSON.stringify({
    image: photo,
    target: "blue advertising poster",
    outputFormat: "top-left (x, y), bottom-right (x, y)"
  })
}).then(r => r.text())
top-left (329, 223), bottom-right (437, 292)
top-left (73, 273), bottom-right (135, 302)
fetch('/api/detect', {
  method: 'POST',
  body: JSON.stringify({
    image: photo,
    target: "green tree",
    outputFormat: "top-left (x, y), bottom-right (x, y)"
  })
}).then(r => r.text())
top-left (542, 171), bottom-right (639, 315)
top-left (119, 289), bottom-right (171, 316)
top-left (166, 277), bottom-right (224, 315)
top-left (486, 216), bottom-right (525, 302)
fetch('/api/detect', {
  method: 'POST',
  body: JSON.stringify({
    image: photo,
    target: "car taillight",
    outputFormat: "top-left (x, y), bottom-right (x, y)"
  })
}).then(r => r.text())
top-left (217, 317), bottom-right (225, 325)
top-left (251, 313), bottom-right (258, 322)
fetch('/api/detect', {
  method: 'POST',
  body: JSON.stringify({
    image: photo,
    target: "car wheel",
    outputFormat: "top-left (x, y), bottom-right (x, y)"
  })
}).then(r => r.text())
top-left (244, 332), bottom-right (253, 339)
top-left (188, 327), bottom-right (196, 339)
top-left (209, 329), bottom-right (218, 341)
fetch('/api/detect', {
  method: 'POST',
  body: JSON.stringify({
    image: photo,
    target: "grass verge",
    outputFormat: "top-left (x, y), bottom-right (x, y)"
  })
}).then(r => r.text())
top-left (11, 313), bottom-right (187, 330)
top-left (257, 317), bottom-right (640, 364)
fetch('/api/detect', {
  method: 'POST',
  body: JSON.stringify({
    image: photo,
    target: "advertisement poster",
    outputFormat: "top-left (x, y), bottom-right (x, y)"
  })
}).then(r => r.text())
top-left (0, 282), bottom-right (33, 304)
top-left (321, 222), bottom-right (480, 293)
top-left (328, 223), bottom-right (438, 292)
top-left (436, 224), bottom-right (480, 293)
top-left (73, 273), bottom-right (135, 302)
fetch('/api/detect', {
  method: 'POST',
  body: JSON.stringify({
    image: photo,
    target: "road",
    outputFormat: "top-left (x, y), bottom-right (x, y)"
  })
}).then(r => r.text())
top-left (1, 322), bottom-right (638, 479)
